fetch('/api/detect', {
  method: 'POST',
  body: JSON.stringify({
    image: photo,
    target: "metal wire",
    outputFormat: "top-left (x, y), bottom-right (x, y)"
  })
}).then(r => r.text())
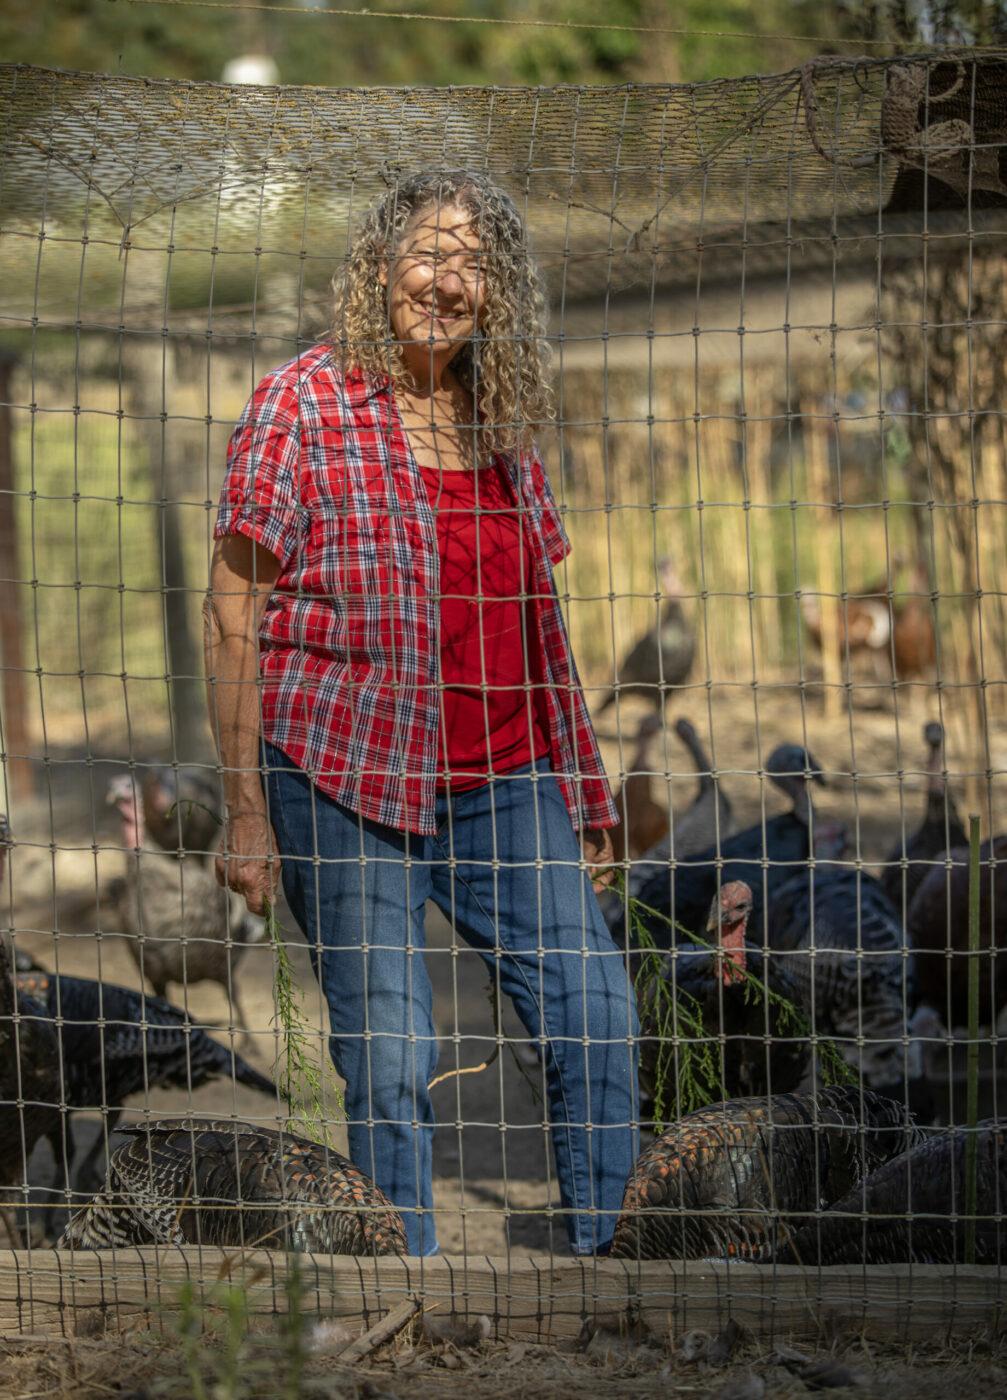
top-left (0, 53), bottom-right (1004, 1341)
top-left (109, 0), bottom-right (915, 48)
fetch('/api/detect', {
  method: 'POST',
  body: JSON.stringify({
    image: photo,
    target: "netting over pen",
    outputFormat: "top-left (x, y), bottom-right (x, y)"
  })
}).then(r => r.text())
top-left (0, 52), bottom-right (1006, 1344)
top-left (2, 56), bottom-right (1002, 315)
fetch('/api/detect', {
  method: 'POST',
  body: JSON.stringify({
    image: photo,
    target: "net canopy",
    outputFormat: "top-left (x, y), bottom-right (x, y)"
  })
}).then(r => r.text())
top-left (3, 51), bottom-right (1006, 331)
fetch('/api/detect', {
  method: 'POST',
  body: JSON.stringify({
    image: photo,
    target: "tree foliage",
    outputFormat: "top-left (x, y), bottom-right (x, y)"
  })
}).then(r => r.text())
top-left (5, 0), bottom-right (841, 88)
top-left (837, 0), bottom-right (1007, 42)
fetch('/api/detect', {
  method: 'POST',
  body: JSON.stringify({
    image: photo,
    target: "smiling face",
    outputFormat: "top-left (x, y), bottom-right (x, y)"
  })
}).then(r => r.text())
top-left (379, 201), bottom-right (484, 382)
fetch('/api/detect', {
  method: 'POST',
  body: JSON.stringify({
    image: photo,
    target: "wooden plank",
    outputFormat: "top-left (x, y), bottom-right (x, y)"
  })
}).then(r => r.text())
top-left (804, 406), bottom-right (842, 721)
top-left (0, 1251), bottom-right (1001, 1345)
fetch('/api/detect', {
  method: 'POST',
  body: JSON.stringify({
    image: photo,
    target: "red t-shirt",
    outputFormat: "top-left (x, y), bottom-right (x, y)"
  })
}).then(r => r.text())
top-left (419, 462), bottom-right (550, 791)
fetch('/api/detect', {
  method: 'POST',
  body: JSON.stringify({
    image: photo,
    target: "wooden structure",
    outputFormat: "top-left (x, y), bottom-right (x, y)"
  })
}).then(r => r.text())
top-left (0, 1250), bottom-right (1002, 1345)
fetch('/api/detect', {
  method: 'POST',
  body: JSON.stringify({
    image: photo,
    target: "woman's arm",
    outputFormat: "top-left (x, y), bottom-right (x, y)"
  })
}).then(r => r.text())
top-left (204, 532), bottom-right (284, 914)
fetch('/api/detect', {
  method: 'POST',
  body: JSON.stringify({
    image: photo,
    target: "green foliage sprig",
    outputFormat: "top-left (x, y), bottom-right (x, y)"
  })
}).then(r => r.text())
top-left (162, 1258), bottom-right (309, 1400)
top-left (265, 901), bottom-right (345, 1145)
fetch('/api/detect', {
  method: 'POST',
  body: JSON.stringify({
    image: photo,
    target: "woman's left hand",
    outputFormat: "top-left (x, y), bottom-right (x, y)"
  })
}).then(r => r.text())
top-left (581, 827), bottom-right (616, 894)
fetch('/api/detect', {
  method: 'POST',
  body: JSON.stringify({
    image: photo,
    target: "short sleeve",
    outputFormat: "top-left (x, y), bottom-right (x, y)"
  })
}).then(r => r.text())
top-left (528, 451), bottom-right (572, 568)
top-left (215, 372), bottom-right (311, 570)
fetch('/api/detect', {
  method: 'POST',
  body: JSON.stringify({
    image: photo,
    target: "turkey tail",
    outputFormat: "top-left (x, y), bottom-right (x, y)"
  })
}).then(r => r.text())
top-left (233, 1056), bottom-right (284, 1099)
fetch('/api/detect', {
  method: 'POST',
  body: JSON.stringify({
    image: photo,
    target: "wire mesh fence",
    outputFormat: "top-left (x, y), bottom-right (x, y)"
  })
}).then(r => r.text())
top-left (0, 53), bottom-right (1005, 1340)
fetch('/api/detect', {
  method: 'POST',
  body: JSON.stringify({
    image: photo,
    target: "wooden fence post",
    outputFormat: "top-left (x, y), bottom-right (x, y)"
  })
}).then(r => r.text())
top-left (0, 348), bottom-right (33, 800)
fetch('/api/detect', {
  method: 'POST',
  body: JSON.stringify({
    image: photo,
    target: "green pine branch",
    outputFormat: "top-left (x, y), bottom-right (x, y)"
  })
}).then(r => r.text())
top-left (265, 901), bottom-right (345, 1145)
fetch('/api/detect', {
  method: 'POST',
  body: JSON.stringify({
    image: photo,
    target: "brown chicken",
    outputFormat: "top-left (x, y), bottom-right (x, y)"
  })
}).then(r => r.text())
top-left (801, 563), bottom-right (936, 682)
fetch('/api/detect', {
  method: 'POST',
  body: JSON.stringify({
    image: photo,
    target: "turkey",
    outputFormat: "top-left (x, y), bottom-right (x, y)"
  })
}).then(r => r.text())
top-left (786, 1122), bottom-right (1006, 1265)
top-left (908, 835), bottom-right (1007, 1027)
top-left (610, 1087), bottom-right (920, 1261)
top-left (624, 716), bottom-right (737, 903)
top-left (768, 824), bottom-right (920, 1099)
top-left (108, 774), bottom-right (266, 1035)
top-left (14, 958), bottom-right (283, 1195)
top-left (610, 713), bottom-right (669, 867)
top-left (668, 717), bottom-right (737, 862)
top-left (596, 559), bottom-right (695, 714)
top-left (617, 742), bottom-right (826, 949)
top-left (141, 764), bottom-right (223, 864)
top-left (59, 1118), bottom-right (407, 1256)
top-left (636, 881), bottom-right (809, 1116)
top-left (881, 721), bottom-right (966, 911)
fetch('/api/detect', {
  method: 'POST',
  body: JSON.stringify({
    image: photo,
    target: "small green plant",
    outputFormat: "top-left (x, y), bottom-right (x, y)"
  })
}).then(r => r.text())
top-left (165, 796), bottom-right (222, 827)
top-left (173, 1272), bottom-right (251, 1400)
top-left (158, 1257), bottom-right (310, 1400)
top-left (265, 900), bottom-right (345, 1144)
top-left (276, 1256), bottom-right (308, 1400)
top-left (613, 875), bottom-right (855, 1130)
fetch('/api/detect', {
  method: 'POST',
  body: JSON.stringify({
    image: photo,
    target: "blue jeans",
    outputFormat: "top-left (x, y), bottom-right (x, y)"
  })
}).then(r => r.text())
top-left (263, 743), bottom-right (639, 1256)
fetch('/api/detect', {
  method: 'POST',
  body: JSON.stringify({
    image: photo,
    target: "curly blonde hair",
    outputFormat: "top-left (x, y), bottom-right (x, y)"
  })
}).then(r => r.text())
top-left (330, 169), bottom-right (553, 453)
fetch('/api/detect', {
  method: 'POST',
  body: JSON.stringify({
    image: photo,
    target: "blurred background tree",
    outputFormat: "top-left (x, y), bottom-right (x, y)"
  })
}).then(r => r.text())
top-left (838, 0), bottom-right (1007, 44)
top-left (3, 0), bottom-right (842, 87)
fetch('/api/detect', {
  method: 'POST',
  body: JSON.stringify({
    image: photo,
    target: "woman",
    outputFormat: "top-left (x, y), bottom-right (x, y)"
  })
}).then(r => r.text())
top-left (205, 169), bottom-right (638, 1256)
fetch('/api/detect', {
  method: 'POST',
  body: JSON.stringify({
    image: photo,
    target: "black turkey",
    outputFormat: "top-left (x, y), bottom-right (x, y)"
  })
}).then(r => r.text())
top-left (636, 881), bottom-right (809, 1115)
top-left (667, 716), bottom-right (737, 862)
top-left (882, 721), bottom-right (966, 911)
top-left (617, 742), bottom-right (826, 949)
top-left (15, 959), bottom-right (282, 1194)
top-left (768, 824), bottom-right (920, 1098)
top-left (59, 1118), bottom-right (408, 1255)
top-left (787, 1122), bottom-right (1006, 1265)
top-left (108, 775), bottom-right (266, 1034)
top-left (596, 559), bottom-right (694, 713)
top-left (141, 764), bottom-right (223, 864)
top-left (610, 1087), bottom-right (920, 1261)
top-left (625, 716), bottom-right (737, 902)
top-left (908, 834), bottom-right (1007, 1027)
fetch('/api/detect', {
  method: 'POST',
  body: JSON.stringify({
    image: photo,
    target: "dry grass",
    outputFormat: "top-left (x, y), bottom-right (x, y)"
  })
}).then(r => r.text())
top-left (0, 1315), bottom-right (1003, 1400)
top-left (9, 343), bottom-right (1006, 760)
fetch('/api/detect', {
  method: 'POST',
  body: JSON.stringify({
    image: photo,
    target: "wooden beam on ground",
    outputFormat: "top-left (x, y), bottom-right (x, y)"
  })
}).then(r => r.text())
top-left (0, 1251), bottom-right (1001, 1345)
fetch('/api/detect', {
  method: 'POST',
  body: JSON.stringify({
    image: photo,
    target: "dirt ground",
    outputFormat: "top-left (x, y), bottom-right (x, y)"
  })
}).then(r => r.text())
top-left (4, 684), bottom-right (1006, 1259)
top-left (1, 1313), bottom-right (1005, 1400)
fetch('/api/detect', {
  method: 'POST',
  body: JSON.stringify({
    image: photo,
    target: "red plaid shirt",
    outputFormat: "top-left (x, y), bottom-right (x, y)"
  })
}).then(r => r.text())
top-left (215, 344), bottom-right (616, 835)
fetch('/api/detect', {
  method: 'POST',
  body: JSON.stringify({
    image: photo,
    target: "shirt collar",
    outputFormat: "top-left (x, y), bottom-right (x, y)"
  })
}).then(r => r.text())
top-left (326, 353), bottom-right (391, 407)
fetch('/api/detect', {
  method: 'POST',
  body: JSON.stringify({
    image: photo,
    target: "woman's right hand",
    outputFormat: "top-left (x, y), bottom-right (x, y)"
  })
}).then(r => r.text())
top-left (215, 809), bottom-right (284, 916)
